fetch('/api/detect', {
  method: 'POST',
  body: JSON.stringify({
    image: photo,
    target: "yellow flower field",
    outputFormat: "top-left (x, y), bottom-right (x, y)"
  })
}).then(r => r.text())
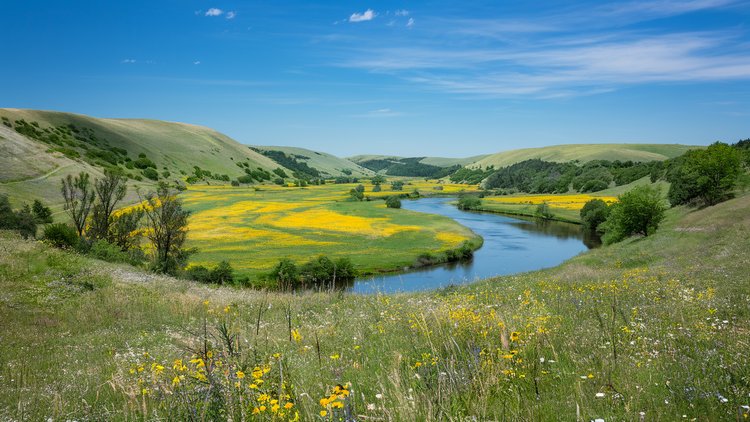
top-left (482, 194), bottom-right (618, 210)
top-left (179, 180), bottom-right (480, 281)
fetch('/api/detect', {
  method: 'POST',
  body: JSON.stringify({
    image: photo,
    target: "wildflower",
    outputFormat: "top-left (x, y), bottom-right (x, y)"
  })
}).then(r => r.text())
top-left (375, 393), bottom-right (383, 399)
top-left (291, 329), bottom-right (302, 342)
top-left (330, 353), bottom-right (340, 360)
top-left (588, 373), bottom-right (594, 379)
top-left (172, 376), bottom-right (181, 387)
top-left (595, 392), bottom-right (606, 398)
top-left (236, 370), bottom-right (245, 379)
top-left (320, 410), bottom-right (328, 417)
top-left (510, 332), bottom-right (520, 342)
top-left (284, 402), bottom-right (294, 409)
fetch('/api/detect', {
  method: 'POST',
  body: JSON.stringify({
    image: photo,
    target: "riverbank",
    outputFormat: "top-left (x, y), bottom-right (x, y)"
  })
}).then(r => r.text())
top-left (2, 191), bottom-right (747, 420)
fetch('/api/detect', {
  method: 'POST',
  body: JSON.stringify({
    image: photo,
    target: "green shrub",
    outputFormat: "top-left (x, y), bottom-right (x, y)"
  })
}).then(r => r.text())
top-left (89, 240), bottom-right (131, 263)
top-left (299, 256), bottom-right (356, 287)
top-left (186, 261), bottom-right (234, 285)
top-left (580, 199), bottom-right (611, 232)
top-left (42, 223), bottom-right (79, 248)
top-left (535, 202), bottom-right (554, 220)
top-left (457, 196), bottom-right (481, 210)
top-left (385, 196), bottom-right (401, 209)
top-left (601, 185), bottom-right (666, 244)
top-left (142, 168), bottom-right (159, 180)
top-left (270, 258), bottom-right (300, 289)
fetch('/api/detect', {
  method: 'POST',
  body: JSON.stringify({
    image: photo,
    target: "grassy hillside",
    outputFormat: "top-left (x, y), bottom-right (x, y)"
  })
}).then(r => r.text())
top-left (469, 143), bottom-right (700, 169)
top-left (254, 145), bottom-right (374, 177)
top-left (349, 154), bottom-right (489, 168)
top-left (1, 191), bottom-right (748, 420)
top-left (0, 108), bottom-right (283, 208)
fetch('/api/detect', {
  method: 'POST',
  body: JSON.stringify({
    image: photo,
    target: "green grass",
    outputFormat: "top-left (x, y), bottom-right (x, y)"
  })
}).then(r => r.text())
top-left (182, 183), bottom-right (480, 283)
top-left (470, 143), bottom-right (701, 169)
top-left (0, 108), bottom-right (283, 208)
top-left (1, 191), bottom-right (748, 420)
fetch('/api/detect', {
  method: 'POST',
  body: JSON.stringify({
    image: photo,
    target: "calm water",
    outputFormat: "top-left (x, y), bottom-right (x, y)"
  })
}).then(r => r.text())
top-left (351, 197), bottom-right (594, 294)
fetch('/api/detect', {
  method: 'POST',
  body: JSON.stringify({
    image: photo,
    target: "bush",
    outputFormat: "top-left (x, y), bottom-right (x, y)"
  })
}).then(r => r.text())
top-left (385, 196), bottom-right (402, 209)
top-left (270, 258), bottom-right (300, 289)
top-left (142, 167), bottom-right (159, 180)
top-left (391, 181), bottom-right (404, 191)
top-left (535, 202), bottom-right (554, 220)
top-left (580, 199), bottom-right (611, 232)
top-left (601, 185), bottom-right (666, 244)
top-left (42, 223), bottom-right (79, 248)
top-left (32, 200), bottom-right (53, 224)
top-left (89, 239), bottom-right (131, 263)
top-left (186, 261), bottom-right (234, 285)
top-left (372, 184), bottom-right (382, 192)
top-left (457, 196), bottom-right (481, 210)
top-left (299, 256), bottom-right (356, 287)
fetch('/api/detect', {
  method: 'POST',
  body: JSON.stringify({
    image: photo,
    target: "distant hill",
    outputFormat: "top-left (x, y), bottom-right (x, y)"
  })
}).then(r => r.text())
top-left (253, 146), bottom-right (374, 177)
top-left (468, 144), bottom-right (699, 169)
top-left (348, 155), bottom-right (489, 168)
top-left (0, 108), bottom-right (285, 208)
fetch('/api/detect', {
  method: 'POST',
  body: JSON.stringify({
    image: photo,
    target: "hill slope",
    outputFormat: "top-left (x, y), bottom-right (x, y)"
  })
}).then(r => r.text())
top-left (349, 154), bottom-right (489, 168)
top-left (253, 145), bottom-right (374, 177)
top-left (469, 143), bottom-right (699, 169)
top-left (0, 108), bottom-right (284, 207)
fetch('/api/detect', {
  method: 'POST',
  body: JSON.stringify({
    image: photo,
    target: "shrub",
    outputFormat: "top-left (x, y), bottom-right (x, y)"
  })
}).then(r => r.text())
top-left (385, 196), bottom-right (401, 209)
top-left (391, 181), bottom-right (404, 191)
top-left (89, 240), bottom-right (131, 263)
top-left (299, 256), bottom-right (356, 287)
top-left (668, 142), bottom-right (742, 207)
top-left (601, 185), bottom-right (666, 244)
top-left (186, 261), bottom-right (234, 285)
top-left (142, 168), bottom-right (159, 180)
top-left (457, 196), bottom-right (481, 210)
top-left (42, 223), bottom-right (79, 248)
top-left (32, 200), bottom-right (53, 224)
top-left (535, 202), bottom-right (554, 220)
top-left (372, 184), bottom-right (382, 192)
top-left (580, 199), bottom-right (611, 232)
top-left (270, 258), bottom-right (300, 289)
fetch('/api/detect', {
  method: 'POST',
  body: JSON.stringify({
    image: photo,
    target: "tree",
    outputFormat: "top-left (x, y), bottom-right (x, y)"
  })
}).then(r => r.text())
top-left (61, 172), bottom-right (96, 237)
top-left (142, 182), bottom-right (192, 274)
top-left (668, 142), bottom-right (742, 207)
top-left (457, 196), bottom-right (481, 210)
top-left (89, 170), bottom-right (127, 241)
top-left (601, 185), bottom-right (666, 244)
top-left (385, 196), bottom-right (401, 208)
top-left (110, 208), bottom-right (143, 252)
top-left (372, 184), bottom-right (382, 192)
top-left (580, 199), bottom-right (611, 232)
top-left (31, 200), bottom-right (53, 224)
top-left (14, 205), bottom-right (37, 239)
top-left (391, 181), bottom-right (404, 191)
top-left (371, 175), bottom-right (386, 185)
top-left (271, 258), bottom-right (300, 289)
top-left (535, 202), bottom-right (554, 220)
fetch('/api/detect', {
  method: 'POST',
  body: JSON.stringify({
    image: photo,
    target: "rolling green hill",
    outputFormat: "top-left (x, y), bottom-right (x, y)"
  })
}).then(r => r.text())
top-left (253, 145), bottom-right (374, 177)
top-left (0, 108), bottom-right (285, 208)
top-left (468, 143), bottom-right (700, 169)
top-left (349, 154), bottom-right (489, 168)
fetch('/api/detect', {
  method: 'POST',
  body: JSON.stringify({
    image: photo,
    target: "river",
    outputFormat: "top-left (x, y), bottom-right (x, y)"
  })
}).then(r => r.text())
top-left (351, 197), bottom-right (595, 294)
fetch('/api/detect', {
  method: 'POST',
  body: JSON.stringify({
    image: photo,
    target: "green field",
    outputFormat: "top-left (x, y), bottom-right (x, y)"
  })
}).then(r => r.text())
top-left (182, 182), bottom-right (480, 282)
top-left (1, 189), bottom-right (748, 420)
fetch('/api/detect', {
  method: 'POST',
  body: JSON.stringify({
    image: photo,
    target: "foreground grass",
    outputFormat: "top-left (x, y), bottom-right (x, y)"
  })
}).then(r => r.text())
top-left (1, 193), bottom-right (749, 420)
top-left (181, 181), bottom-right (480, 281)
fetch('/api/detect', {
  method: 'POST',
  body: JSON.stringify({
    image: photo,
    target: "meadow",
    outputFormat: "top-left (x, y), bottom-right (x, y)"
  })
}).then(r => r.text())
top-left (476, 193), bottom-right (619, 223)
top-left (181, 180), bottom-right (481, 283)
top-left (1, 190), bottom-right (748, 421)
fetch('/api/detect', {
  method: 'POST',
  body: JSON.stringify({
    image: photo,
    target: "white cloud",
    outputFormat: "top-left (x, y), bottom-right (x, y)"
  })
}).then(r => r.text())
top-left (353, 108), bottom-right (404, 118)
top-left (407, 18), bottom-right (415, 27)
top-left (193, 61), bottom-right (201, 65)
top-left (349, 9), bottom-right (376, 23)
top-left (226, 11), bottom-right (236, 19)
top-left (395, 9), bottom-right (410, 16)
top-left (121, 59), bottom-right (136, 64)
top-left (205, 8), bottom-right (223, 17)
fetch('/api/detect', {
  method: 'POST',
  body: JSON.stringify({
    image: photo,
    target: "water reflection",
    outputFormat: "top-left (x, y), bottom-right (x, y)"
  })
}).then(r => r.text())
top-left (351, 197), bottom-right (593, 294)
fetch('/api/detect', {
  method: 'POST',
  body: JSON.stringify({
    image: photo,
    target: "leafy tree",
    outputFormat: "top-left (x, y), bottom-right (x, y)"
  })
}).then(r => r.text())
top-left (580, 199), bottom-right (611, 232)
top-left (61, 172), bottom-right (96, 237)
top-left (372, 184), bottom-right (382, 192)
top-left (601, 185), bottom-right (666, 244)
top-left (271, 258), bottom-right (300, 289)
top-left (31, 200), bottom-right (53, 224)
top-left (349, 188), bottom-right (364, 201)
top-left (142, 182), bottom-right (192, 274)
top-left (385, 196), bottom-right (402, 209)
top-left (89, 170), bottom-right (127, 241)
top-left (391, 181), bottom-right (404, 191)
top-left (668, 142), bottom-right (742, 207)
top-left (110, 208), bottom-right (143, 252)
top-left (14, 205), bottom-right (37, 239)
top-left (0, 195), bottom-right (17, 230)
top-left (371, 175), bottom-right (387, 185)
top-left (535, 202), bottom-right (554, 220)
top-left (457, 196), bottom-right (481, 210)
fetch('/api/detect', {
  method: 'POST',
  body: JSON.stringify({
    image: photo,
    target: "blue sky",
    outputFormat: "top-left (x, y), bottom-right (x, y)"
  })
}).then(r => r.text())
top-left (1, 1), bottom-right (749, 157)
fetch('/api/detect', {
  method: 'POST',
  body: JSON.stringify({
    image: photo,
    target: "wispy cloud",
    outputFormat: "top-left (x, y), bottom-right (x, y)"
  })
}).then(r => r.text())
top-left (352, 108), bottom-right (404, 118)
top-left (205, 8), bottom-right (223, 17)
top-left (226, 11), bottom-right (236, 20)
top-left (121, 59), bottom-right (136, 64)
top-left (349, 9), bottom-right (376, 23)
top-left (395, 9), bottom-right (410, 17)
top-left (406, 18), bottom-right (415, 28)
top-left (193, 61), bottom-right (201, 65)
top-left (333, 0), bottom-right (748, 98)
